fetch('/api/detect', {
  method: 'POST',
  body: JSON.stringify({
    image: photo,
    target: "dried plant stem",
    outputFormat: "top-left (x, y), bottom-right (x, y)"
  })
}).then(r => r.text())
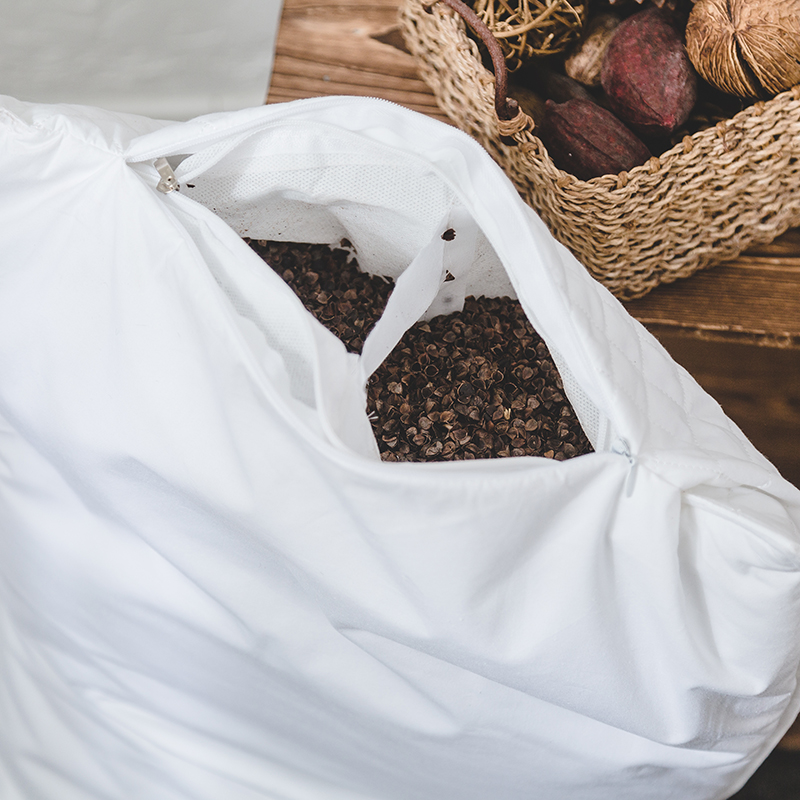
top-left (471, 0), bottom-right (586, 65)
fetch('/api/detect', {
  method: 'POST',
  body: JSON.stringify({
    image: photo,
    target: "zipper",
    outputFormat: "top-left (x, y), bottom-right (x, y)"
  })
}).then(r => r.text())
top-left (154, 157), bottom-right (180, 193)
top-left (132, 95), bottom-right (618, 448)
top-left (612, 438), bottom-right (638, 497)
top-left (128, 95), bottom-right (475, 165)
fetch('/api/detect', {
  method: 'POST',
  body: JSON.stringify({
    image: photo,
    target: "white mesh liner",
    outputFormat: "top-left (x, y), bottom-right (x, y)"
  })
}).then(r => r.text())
top-left (179, 126), bottom-right (501, 290)
top-left (181, 126), bottom-right (453, 281)
top-left (178, 122), bottom-right (603, 448)
top-left (549, 345), bottom-right (608, 451)
top-left (470, 231), bottom-right (517, 300)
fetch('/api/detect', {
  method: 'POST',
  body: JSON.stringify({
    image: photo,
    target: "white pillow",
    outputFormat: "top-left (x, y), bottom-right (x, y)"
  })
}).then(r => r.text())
top-left (0, 93), bottom-right (798, 800)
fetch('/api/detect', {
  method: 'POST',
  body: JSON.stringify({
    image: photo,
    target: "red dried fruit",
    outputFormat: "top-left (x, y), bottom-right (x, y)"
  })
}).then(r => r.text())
top-left (601, 7), bottom-right (697, 137)
top-left (537, 98), bottom-right (651, 181)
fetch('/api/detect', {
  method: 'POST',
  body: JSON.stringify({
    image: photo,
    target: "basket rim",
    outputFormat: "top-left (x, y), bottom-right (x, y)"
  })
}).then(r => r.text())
top-left (400, 0), bottom-right (800, 299)
top-left (410, 0), bottom-right (800, 191)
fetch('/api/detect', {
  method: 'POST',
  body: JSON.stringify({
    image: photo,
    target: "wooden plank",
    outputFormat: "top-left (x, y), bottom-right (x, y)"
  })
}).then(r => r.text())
top-left (267, 0), bottom-right (451, 121)
top-left (623, 255), bottom-right (800, 348)
top-left (269, 52), bottom-right (446, 113)
top-left (745, 227), bottom-right (800, 258)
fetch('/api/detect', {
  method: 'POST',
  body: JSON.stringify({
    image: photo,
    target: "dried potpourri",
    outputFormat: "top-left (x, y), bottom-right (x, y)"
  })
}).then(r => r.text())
top-left (246, 238), bottom-right (593, 463)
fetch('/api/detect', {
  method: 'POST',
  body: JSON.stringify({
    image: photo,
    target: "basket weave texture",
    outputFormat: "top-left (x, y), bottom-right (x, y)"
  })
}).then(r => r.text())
top-left (399, 0), bottom-right (800, 300)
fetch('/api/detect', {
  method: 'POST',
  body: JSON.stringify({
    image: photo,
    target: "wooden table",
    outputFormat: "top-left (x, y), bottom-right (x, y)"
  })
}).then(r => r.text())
top-left (266, 0), bottom-right (800, 488)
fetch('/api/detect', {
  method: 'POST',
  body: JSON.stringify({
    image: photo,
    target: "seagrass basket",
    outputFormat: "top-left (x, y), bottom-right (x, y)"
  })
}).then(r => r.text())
top-left (399, 0), bottom-right (800, 300)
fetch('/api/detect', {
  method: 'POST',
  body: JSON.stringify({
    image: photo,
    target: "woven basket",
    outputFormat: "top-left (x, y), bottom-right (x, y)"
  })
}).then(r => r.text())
top-left (399, 0), bottom-right (800, 300)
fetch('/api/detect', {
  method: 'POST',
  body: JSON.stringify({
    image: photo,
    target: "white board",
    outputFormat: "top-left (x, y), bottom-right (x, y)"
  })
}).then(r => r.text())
top-left (0, 0), bottom-right (284, 119)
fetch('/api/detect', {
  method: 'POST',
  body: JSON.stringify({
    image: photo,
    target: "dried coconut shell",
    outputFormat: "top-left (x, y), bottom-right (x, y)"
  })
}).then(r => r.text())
top-left (686, 0), bottom-right (800, 97)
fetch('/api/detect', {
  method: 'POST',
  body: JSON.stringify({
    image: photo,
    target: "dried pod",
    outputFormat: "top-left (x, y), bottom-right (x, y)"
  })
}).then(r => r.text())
top-left (685, 0), bottom-right (800, 98)
top-left (538, 98), bottom-right (651, 180)
top-left (601, 7), bottom-right (697, 137)
top-left (565, 13), bottom-right (621, 87)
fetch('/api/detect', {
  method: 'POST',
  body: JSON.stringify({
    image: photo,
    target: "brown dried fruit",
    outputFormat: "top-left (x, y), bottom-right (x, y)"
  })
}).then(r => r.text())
top-left (537, 98), bottom-right (651, 180)
top-left (685, 0), bottom-right (800, 98)
top-left (565, 13), bottom-right (621, 87)
top-left (601, 7), bottom-right (697, 137)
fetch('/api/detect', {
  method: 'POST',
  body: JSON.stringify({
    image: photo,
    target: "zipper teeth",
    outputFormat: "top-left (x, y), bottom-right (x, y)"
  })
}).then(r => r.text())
top-left (135, 97), bottom-right (480, 198)
top-left (174, 116), bottom-right (464, 187)
top-left (128, 95), bottom-right (478, 163)
top-left (131, 117), bottom-right (278, 164)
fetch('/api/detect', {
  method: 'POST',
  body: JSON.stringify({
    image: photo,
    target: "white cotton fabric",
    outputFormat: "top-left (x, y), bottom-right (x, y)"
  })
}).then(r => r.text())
top-left (1, 94), bottom-right (800, 800)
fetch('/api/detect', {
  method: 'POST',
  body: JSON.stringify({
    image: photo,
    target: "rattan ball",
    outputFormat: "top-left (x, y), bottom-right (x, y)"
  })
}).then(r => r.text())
top-left (471, 0), bottom-right (587, 70)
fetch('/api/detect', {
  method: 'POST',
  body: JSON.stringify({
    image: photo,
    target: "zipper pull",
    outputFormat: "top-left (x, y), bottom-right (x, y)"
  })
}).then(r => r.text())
top-left (612, 437), bottom-right (638, 498)
top-left (154, 157), bottom-right (180, 193)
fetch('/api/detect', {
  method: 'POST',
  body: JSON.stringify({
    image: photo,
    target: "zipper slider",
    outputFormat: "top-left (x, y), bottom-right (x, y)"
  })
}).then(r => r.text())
top-left (154, 157), bottom-right (180, 193)
top-left (612, 438), bottom-right (638, 498)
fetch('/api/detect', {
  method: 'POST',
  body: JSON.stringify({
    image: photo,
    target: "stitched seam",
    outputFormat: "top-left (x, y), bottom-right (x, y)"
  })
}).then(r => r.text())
top-left (566, 284), bottom-right (768, 482)
top-left (597, 307), bottom-right (684, 442)
top-left (639, 331), bottom-right (703, 451)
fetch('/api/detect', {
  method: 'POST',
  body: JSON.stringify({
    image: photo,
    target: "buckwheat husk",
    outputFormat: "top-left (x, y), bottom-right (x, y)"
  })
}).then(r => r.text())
top-left (246, 239), bottom-right (593, 463)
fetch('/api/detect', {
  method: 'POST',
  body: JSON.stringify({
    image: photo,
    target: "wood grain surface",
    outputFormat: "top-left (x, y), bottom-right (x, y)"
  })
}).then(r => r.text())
top-left (626, 229), bottom-right (800, 348)
top-left (267, 0), bottom-right (448, 121)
